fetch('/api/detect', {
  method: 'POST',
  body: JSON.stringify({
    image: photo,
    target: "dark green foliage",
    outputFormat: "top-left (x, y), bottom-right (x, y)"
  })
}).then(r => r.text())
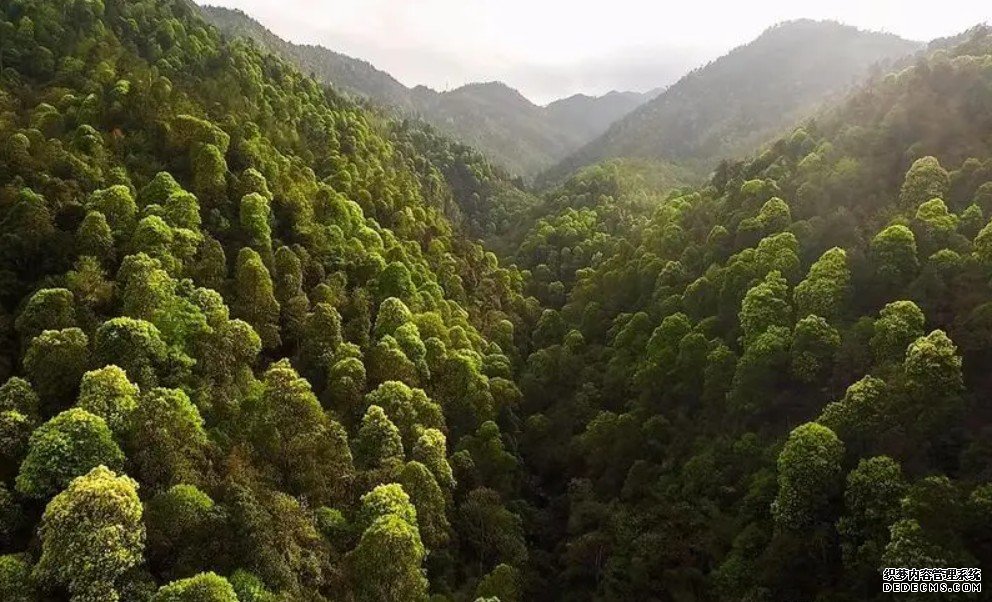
top-left (23, 328), bottom-right (89, 408)
top-left (3, 3), bottom-right (992, 601)
top-left (0, 554), bottom-right (37, 601)
top-left (125, 387), bottom-right (208, 491)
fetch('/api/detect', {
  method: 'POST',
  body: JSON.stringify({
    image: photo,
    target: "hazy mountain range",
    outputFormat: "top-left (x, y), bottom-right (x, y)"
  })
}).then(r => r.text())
top-left (540, 20), bottom-right (923, 185)
top-left (198, 5), bottom-right (661, 176)
top-left (199, 5), bottom-right (923, 185)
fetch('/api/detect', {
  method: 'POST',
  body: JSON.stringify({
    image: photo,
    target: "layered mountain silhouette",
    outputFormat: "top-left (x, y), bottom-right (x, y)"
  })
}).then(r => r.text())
top-left (197, 5), bottom-right (659, 177)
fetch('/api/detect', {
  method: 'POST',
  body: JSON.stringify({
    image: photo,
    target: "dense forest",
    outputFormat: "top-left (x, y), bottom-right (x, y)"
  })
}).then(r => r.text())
top-left (1, 1), bottom-right (992, 601)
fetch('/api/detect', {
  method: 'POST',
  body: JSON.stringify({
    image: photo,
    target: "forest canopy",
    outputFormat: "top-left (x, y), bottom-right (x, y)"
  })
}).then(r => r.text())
top-left (0, 1), bottom-right (991, 601)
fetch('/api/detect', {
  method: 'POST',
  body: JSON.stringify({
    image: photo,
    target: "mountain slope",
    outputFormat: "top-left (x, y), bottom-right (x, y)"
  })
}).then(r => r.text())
top-left (0, 0), bottom-right (542, 599)
top-left (514, 25), bottom-right (992, 600)
top-left (542, 20), bottom-right (922, 184)
top-left (196, 5), bottom-right (654, 177)
top-left (198, 4), bottom-right (414, 110)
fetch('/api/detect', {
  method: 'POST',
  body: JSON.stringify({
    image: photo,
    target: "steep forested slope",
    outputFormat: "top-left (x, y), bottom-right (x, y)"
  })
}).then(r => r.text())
top-left (514, 26), bottom-right (992, 600)
top-left (197, 5), bottom-right (654, 178)
top-left (542, 20), bottom-right (921, 184)
top-left (3, 0), bottom-right (992, 600)
top-left (0, 0), bottom-right (543, 600)
top-left (197, 4), bottom-right (415, 110)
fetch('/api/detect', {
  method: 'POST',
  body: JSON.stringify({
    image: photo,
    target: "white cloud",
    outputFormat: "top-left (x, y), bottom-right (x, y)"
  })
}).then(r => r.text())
top-left (202, 0), bottom-right (990, 103)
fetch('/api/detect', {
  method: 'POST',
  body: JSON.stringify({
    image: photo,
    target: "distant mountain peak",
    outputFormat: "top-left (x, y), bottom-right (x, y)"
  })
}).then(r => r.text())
top-left (196, 4), bottom-right (655, 177)
top-left (540, 20), bottom-right (922, 185)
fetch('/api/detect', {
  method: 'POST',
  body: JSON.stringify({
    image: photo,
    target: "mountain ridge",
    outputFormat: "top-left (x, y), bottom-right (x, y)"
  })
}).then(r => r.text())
top-left (196, 4), bottom-right (656, 177)
top-left (539, 19), bottom-right (923, 185)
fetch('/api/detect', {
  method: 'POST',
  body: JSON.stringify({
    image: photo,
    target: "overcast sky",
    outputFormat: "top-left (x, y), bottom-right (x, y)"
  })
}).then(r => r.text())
top-left (202, 0), bottom-right (990, 104)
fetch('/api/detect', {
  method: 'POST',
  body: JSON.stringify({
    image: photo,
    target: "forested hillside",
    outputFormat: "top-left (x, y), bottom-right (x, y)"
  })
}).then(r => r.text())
top-left (0, 0), bottom-right (543, 600)
top-left (197, 5), bottom-right (655, 179)
top-left (515, 26), bottom-right (992, 599)
top-left (542, 20), bottom-right (921, 185)
top-left (2, 0), bottom-right (992, 601)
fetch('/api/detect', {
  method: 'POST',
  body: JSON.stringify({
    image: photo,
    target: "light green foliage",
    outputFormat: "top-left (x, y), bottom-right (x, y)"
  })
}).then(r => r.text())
top-left (237, 168), bottom-right (273, 201)
top-left (66, 256), bottom-right (115, 310)
top-left (233, 248), bottom-right (281, 349)
top-left (871, 224), bottom-right (919, 287)
top-left (913, 197), bottom-right (958, 251)
top-left (138, 172), bottom-right (183, 207)
top-left (974, 216), bottom-right (992, 262)
top-left (247, 360), bottom-right (353, 504)
top-left (793, 247), bottom-right (849, 320)
top-left (229, 569), bottom-right (277, 602)
top-left (169, 115), bottom-right (230, 154)
top-left (739, 271), bottom-right (792, 346)
top-left (413, 428), bottom-right (455, 491)
top-left (87, 185), bottom-right (137, 238)
top-left (347, 512), bottom-right (428, 602)
top-left (326, 356), bottom-right (367, 417)
top-left (365, 381), bottom-right (441, 449)
top-left (16, 408), bottom-right (124, 499)
top-left (376, 261), bottom-right (416, 302)
top-left (373, 297), bottom-right (413, 340)
top-left (729, 326), bottom-right (791, 412)
top-left (77, 365), bottom-right (139, 435)
top-left (900, 156), bottom-right (949, 209)
top-left (871, 300), bottom-right (925, 364)
top-left (882, 519), bottom-right (951, 568)
top-left (163, 191), bottom-right (202, 231)
top-left (131, 215), bottom-right (175, 265)
top-left (756, 196), bottom-right (792, 232)
top-left (790, 315), bottom-right (840, 383)
top-left (772, 422), bottom-right (845, 530)
top-left (359, 483), bottom-right (418, 529)
top-left (901, 330), bottom-right (964, 436)
top-left (4, 3), bottom-right (992, 600)
top-left (145, 484), bottom-right (217, 577)
top-left (315, 507), bottom-right (350, 544)
top-left (300, 303), bottom-right (342, 371)
top-left (458, 421), bottom-right (518, 495)
top-left (398, 461), bottom-right (450, 548)
top-left (354, 405), bottom-right (404, 470)
top-left (904, 330), bottom-right (963, 395)
top-left (755, 232), bottom-right (800, 280)
top-left (191, 143), bottom-right (228, 205)
top-left (151, 572), bottom-right (238, 602)
top-left (817, 375), bottom-right (888, 440)
top-left (240, 193), bottom-right (273, 259)
top-left (36, 466), bottom-right (144, 602)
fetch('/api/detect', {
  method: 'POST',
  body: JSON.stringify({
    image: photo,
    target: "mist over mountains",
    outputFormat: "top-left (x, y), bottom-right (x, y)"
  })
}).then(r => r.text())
top-left (198, 5), bottom-right (663, 176)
